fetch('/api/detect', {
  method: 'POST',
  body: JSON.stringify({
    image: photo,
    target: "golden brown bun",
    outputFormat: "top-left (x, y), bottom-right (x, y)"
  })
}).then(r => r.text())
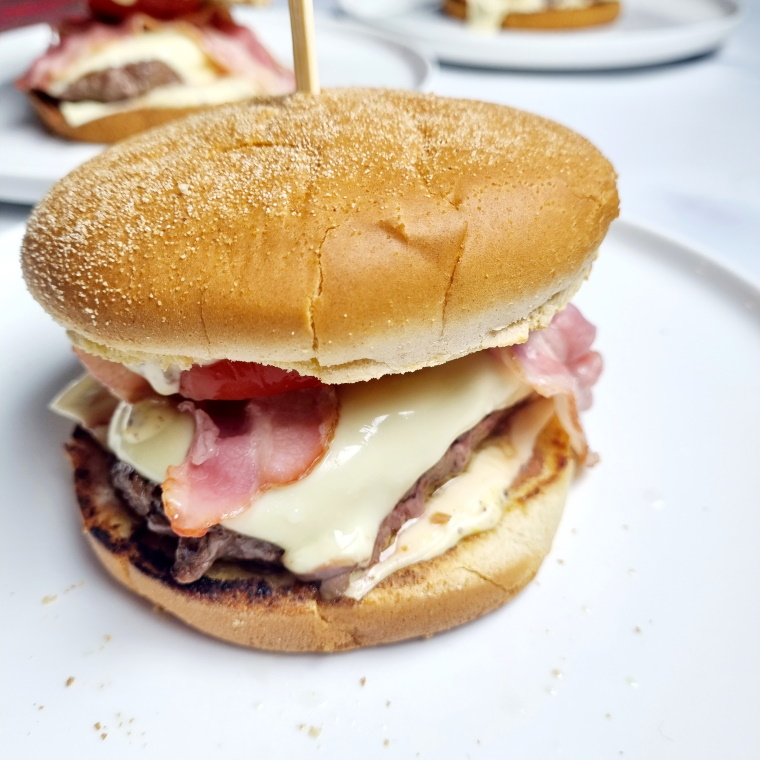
top-left (28, 90), bottom-right (209, 144)
top-left (444, 0), bottom-right (621, 30)
top-left (67, 417), bottom-right (574, 652)
top-left (23, 88), bottom-right (618, 383)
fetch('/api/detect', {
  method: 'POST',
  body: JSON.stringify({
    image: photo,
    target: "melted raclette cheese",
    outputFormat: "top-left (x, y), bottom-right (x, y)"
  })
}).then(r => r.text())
top-left (223, 351), bottom-right (530, 575)
top-left (49, 30), bottom-right (218, 96)
top-left (343, 399), bottom-right (555, 599)
top-left (108, 398), bottom-right (195, 484)
top-left (59, 78), bottom-right (262, 127)
top-left (99, 350), bottom-right (531, 577)
top-left (49, 29), bottom-right (264, 127)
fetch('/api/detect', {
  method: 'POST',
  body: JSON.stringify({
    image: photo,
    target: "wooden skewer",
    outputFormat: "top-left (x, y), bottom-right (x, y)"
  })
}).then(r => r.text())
top-left (288, 0), bottom-right (320, 95)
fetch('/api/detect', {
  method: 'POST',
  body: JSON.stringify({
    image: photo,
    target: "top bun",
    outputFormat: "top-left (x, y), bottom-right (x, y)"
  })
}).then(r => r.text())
top-left (22, 89), bottom-right (618, 383)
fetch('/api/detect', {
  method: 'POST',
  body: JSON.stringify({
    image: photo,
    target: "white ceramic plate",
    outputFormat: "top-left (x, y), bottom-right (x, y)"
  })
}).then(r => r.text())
top-left (0, 7), bottom-right (434, 204)
top-left (1, 220), bottom-right (759, 758)
top-left (337, 0), bottom-right (742, 70)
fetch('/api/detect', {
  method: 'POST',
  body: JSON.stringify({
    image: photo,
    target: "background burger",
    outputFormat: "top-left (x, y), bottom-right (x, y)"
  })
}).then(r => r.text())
top-left (21, 88), bottom-right (618, 652)
top-left (15, 0), bottom-right (293, 143)
top-left (444, 0), bottom-right (621, 31)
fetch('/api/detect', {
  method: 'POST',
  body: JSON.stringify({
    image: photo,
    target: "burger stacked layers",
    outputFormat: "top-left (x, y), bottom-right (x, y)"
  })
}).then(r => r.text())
top-left (16, 1), bottom-right (294, 143)
top-left (22, 89), bottom-right (618, 651)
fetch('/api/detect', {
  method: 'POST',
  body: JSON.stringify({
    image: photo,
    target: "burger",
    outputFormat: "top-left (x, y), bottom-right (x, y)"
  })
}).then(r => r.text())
top-left (22, 88), bottom-right (618, 652)
top-left (15, 0), bottom-right (293, 143)
top-left (444, 0), bottom-right (621, 31)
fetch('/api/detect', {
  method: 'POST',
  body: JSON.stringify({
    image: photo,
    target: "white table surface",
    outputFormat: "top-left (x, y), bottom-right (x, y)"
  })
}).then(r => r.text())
top-left (2, 0), bottom-right (759, 288)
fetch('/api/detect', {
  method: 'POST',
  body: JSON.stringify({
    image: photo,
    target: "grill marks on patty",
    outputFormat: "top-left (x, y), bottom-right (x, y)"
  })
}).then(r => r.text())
top-left (111, 460), bottom-right (284, 583)
top-left (57, 60), bottom-right (182, 103)
top-left (110, 400), bottom-right (534, 588)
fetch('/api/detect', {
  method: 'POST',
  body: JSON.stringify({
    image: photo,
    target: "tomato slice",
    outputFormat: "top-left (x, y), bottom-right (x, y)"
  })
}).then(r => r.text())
top-left (87, 0), bottom-right (203, 22)
top-left (178, 360), bottom-right (324, 401)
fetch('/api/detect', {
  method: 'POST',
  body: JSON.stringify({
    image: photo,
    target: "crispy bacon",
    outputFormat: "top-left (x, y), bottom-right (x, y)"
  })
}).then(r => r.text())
top-left (162, 387), bottom-right (338, 537)
top-left (502, 304), bottom-right (602, 462)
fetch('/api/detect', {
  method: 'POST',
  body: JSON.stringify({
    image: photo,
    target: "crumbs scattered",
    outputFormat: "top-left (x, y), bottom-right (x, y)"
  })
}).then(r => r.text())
top-left (556, 558), bottom-right (565, 565)
top-left (297, 724), bottom-right (322, 739)
top-left (38, 705), bottom-right (45, 711)
top-left (65, 677), bottom-right (75, 687)
top-left (386, 700), bottom-right (392, 708)
top-left (384, 739), bottom-right (390, 747)
top-left (41, 582), bottom-right (85, 605)
top-left (94, 723), bottom-right (102, 731)
top-left (360, 677), bottom-right (366, 687)
top-left (634, 626), bottom-right (642, 634)
top-left (552, 669), bottom-right (563, 680)
top-left (100, 733), bottom-right (107, 741)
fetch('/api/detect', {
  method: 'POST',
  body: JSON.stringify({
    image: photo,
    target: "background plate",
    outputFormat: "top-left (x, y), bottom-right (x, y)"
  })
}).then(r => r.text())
top-left (338, 0), bottom-right (742, 70)
top-left (0, 7), bottom-right (435, 204)
top-left (1, 220), bottom-right (759, 758)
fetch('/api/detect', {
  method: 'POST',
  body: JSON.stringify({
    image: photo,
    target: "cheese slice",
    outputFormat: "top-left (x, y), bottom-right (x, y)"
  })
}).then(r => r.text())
top-left (59, 78), bottom-right (262, 128)
top-left (343, 398), bottom-right (555, 599)
top-left (108, 398), bottom-right (195, 485)
top-left (222, 351), bottom-right (530, 575)
top-left (49, 29), bottom-right (219, 96)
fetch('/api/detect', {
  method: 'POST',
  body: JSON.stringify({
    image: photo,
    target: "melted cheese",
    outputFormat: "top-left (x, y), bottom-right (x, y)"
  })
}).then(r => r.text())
top-left (108, 398), bottom-right (195, 484)
top-left (343, 399), bottom-right (555, 599)
top-left (59, 77), bottom-right (261, 127)
top-left (100, 351), bottom-right (531, 576)
top-left (467, 0), bottom-right (594, 32)
top-left (50, 29), bottom-right (218, 96)
top-left (222, 351), bottom-right (530, 575)
top-left (50, 373), bottom-right (119, 445)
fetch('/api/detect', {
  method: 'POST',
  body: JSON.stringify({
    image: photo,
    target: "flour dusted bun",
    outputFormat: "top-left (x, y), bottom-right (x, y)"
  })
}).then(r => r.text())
top-left (28, 90), bottom-right (207, 144)
top-left (22, 88), bottom-right (618, 384)
top-left (443, 0), bottom-right (621, 30)
top-left (68, 416), bottom-right (573, 652)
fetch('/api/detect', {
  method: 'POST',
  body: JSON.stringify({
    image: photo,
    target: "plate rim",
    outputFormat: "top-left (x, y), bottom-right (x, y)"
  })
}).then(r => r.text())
top-left (336, 0), bottom-right (744, 70)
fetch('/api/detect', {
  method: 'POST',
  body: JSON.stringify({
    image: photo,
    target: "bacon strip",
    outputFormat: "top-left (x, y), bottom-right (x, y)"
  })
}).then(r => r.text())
top-left (17, 8), bottom-right (293, 95)
top-left (162, 387), bottom-right (338, 537)
top-left (500, 303), bottom-right (602, 463)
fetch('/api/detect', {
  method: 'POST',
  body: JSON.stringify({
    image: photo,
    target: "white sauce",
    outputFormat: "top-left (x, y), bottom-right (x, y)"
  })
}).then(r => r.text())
top-left (126, 360), bottom-right (183, 396)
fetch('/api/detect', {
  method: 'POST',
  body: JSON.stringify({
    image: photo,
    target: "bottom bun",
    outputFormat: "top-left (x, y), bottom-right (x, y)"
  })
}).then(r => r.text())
top-left (28, 91), bottom-right (207, 143)
top-left (67, 418), bottom-right (575, 652)
top-left (443, 0), bottom-right (621, 29)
